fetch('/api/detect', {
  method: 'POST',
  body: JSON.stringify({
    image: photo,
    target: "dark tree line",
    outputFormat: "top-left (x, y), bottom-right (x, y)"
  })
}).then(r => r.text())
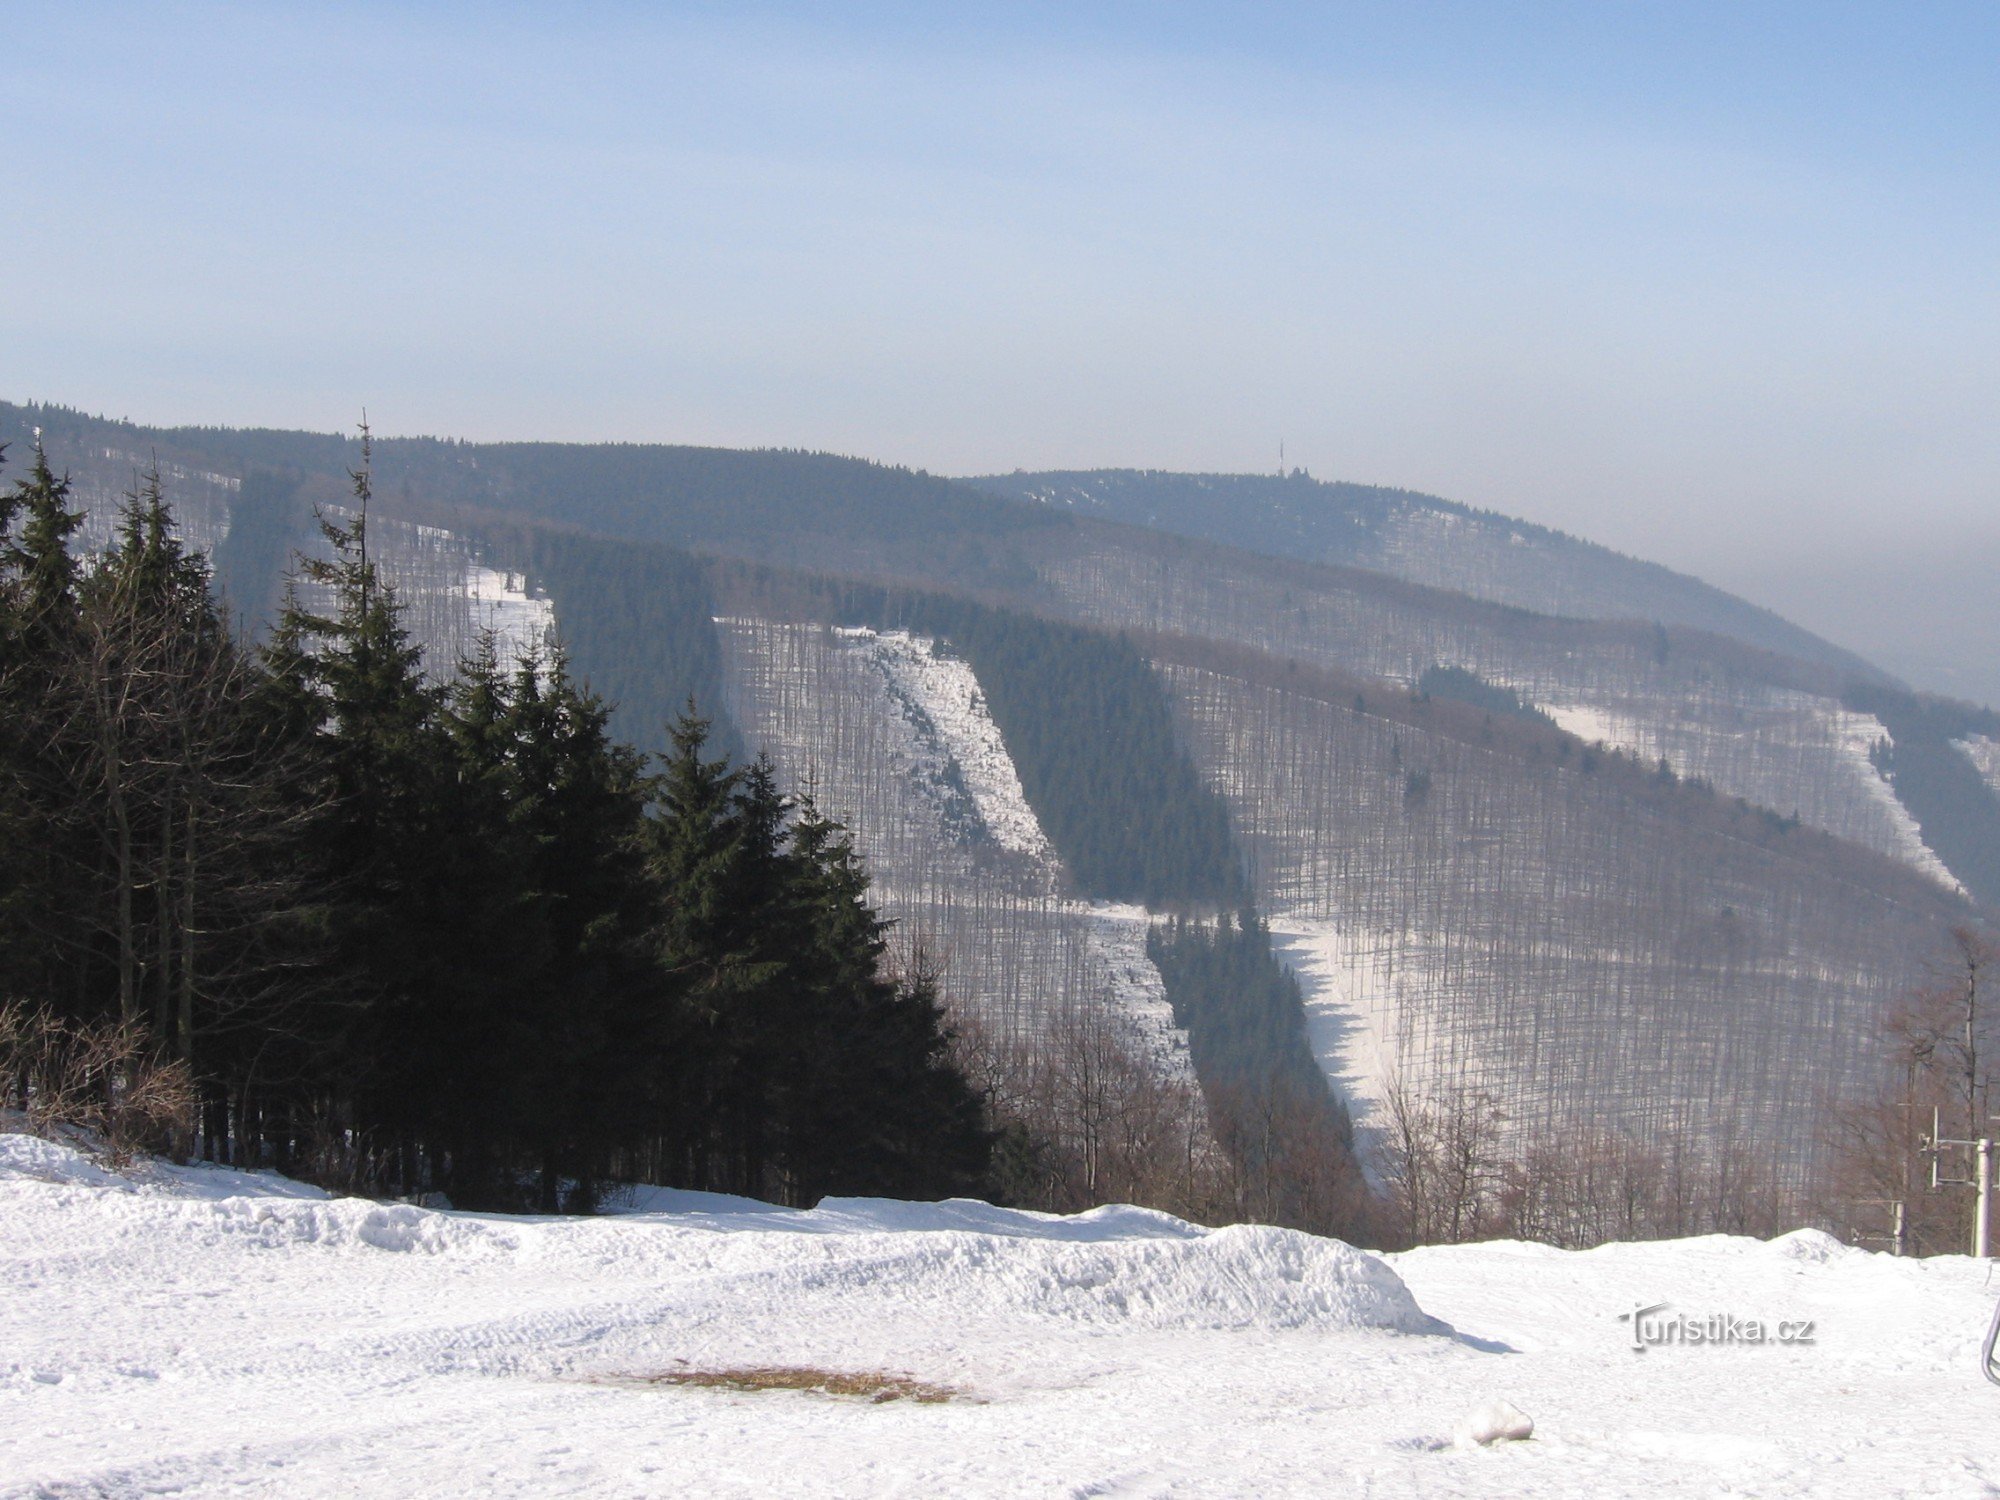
top-left (513, 527), bottom-right (737, 762)
top-left (1147, 912), bottom-right (1364, 1228)
top-left (1415, 664), bottom-right (1557, 728)
top-left (0, 440), bottom-right (989, 1209)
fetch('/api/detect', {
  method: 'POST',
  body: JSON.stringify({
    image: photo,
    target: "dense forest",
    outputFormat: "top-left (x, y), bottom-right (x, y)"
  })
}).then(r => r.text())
top-left (897, 599), bottom-right (1244, 910)
top-left (513, 526), bottom-right (738, 760)
top-left (1148, 913), bottom-right (1361, 1226)
top-left (0, 440), bottom-right (989, 1209)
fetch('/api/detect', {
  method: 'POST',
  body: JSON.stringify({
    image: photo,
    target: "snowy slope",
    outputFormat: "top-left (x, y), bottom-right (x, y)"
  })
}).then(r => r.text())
top-left (1955, 735), bottom-right (2000, 800)
top-left (1164, 660), bottom-right (1950, 1178)
top-left (1038, 539), bottom-right (1959, 885)
top-left (298, 513), bottom-right (555, 679)
top-left (8, 1137), bottom-right (2000, 1498)
top-left (717, 619), bottom-right (1191, 1078)
top-left (1268, 917), bottom-right (1402, 1165)
top-left (465, 564), bottom-right (557, 673)
top-left (838, 627), bottom-right (1055, 862)
top-left (1540, 691), bottom-right (1959, 890)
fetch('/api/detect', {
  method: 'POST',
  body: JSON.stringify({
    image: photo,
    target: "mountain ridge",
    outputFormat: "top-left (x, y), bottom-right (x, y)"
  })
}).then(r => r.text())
top-left (965, 466), bottom-right (1880, 681)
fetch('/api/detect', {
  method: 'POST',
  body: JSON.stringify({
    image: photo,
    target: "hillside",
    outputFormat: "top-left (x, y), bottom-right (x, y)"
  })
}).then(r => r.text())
top-left (10, 401), bottom-right (1977, 895)
top-left (966, 467), bottom-right (1879, 677)
top-left (6, 1135), bottom-right (1998, 1498)
top-left (7, 400), bottom-right (1993, 1214)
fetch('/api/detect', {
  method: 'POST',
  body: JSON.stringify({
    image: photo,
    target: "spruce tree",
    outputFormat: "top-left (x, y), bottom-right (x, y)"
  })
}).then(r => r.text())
top-left (264, 433), bottom-right (457, 1189)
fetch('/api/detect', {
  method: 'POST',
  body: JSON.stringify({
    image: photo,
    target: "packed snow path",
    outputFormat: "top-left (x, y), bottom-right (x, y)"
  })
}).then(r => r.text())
top-left (5, 1138), bottom-right (2000, 1497)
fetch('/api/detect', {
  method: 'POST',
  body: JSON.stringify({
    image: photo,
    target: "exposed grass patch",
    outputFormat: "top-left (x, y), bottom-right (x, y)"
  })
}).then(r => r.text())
top-left (605, 1364), bottom-right (964, 1404)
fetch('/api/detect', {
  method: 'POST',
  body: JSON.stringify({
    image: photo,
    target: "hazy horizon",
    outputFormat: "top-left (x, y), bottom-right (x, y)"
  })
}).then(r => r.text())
top-left (8, 2), bottom-right (1996, 700)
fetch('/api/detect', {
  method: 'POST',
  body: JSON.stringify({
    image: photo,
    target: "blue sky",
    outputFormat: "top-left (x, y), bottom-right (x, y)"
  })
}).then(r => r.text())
top-left (6, 3), bottom-right (1997, 685)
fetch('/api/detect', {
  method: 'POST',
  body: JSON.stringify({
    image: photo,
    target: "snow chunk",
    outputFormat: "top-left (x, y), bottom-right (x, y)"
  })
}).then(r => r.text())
top-left (1769, 1228), bottom-right (1848, 1264)
top-left (1453, 1399), bottom-right (1534, 1447)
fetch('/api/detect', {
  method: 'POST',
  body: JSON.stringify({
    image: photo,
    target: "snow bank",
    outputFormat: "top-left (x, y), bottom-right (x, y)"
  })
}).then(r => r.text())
top-left (0, 1140), bottom-right (1429, 1337)
top-left (0, 1133), bottom-right (129, 1189)
top-left (11, 1136), bottom-right (2000, 1497)
top-left (0, 1133), bottom-right (331, 1200)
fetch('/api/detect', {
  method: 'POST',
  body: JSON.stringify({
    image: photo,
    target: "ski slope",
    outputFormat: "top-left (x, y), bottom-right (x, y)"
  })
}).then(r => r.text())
top-left (7, 1135), bottom-right (2000, 1498)
top-left (717, 620), bottom-right (1192, 1080)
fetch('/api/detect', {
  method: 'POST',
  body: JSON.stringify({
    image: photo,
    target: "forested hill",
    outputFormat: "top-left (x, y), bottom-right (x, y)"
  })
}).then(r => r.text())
top-left (964, 467), bottom-right (1875, 677)
top-left (9, 397), bottom-right (1994, 1242)
top-left (1, 403), bottom-right (1070, 602)
top-left (0, 402), bottom-right (1872, 685)
top-left (19, 398), bottom-right (2000, 906)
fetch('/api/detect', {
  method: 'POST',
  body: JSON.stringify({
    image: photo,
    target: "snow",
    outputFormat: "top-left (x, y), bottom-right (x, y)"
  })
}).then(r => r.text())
top-left (1954, 736), bottom-right (2000, 800)
top-left (838, 627), bottom-right (1054, 861)
top-left (1540, 701), bottom-right (1619, 750)
top-left (1541, 693), bottom-right (1962, 890)
top-left (8, 1137), bottom-right (2000, 1497)
top-left (1821, 706), bottom-right (1961, 891)
top-left (1268, 916), bottom-right (1402, 1162)
top-left (1077, 901), bottom-right (1188, 1076)
top-left (466, 565), bottom-right (556, 671)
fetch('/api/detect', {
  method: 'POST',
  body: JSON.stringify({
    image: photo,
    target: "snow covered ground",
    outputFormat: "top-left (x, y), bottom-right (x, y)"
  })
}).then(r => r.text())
top-left (838, 627), bottom-right (1056, 863)
top-left (8, 1136), bottom-right (2000, 1498)
top-left (1956, 736), bottom-right (2000, 801)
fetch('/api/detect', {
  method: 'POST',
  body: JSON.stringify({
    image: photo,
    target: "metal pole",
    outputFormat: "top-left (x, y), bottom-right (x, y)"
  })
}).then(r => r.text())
top-left (1894, 1199), bottom-right (1906, 1257)
top-left (1979, 1138), bottom-right (1991, 1260)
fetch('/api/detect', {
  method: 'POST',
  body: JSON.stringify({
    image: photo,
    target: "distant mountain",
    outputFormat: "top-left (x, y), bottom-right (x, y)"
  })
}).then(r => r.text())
top-left (963, 468), bottom-right (1879, 678)
top-left (7, 399), bottom-right (1991, 1200)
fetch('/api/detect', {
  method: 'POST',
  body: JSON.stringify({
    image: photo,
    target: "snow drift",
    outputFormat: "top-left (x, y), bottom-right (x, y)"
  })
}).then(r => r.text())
top-left (8, 1136), bottom-right (2000, 1498)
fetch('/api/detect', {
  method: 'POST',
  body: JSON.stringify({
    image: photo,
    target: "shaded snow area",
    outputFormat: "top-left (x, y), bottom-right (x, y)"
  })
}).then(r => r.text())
top-left (10, 1140), bottom-right (2000, 1497)
top-left (716, 619), bottom-right (1191, 1082)
top-left (1955, 736), bottom-right (2000, 800)
top-left (1540, 690), bottom-right (1959, 889)
top-left (1268, 918), bottom-right (1401, 1168)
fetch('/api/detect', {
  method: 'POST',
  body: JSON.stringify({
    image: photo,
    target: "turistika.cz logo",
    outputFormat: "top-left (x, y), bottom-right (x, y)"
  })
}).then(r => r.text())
top-left (1616, 1301), bottom-right (1817, 1353)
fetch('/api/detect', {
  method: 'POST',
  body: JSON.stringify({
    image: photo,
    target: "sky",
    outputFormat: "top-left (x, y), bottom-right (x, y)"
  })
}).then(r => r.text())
top-left (6, 2), bottom-right (1997, 696)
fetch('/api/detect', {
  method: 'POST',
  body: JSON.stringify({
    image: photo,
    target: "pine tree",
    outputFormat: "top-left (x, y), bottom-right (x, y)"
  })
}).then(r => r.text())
top-left (644, 706), bottom-right (776, 1192)
top-left (264, 431), bottom-right (458, 1189)
top-left (0, 442), bottom-right (90, 1013)
top-left (493, 647), bottom-right (656, 1209)
top-left (777, 791), bottom-right (990, 1203)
